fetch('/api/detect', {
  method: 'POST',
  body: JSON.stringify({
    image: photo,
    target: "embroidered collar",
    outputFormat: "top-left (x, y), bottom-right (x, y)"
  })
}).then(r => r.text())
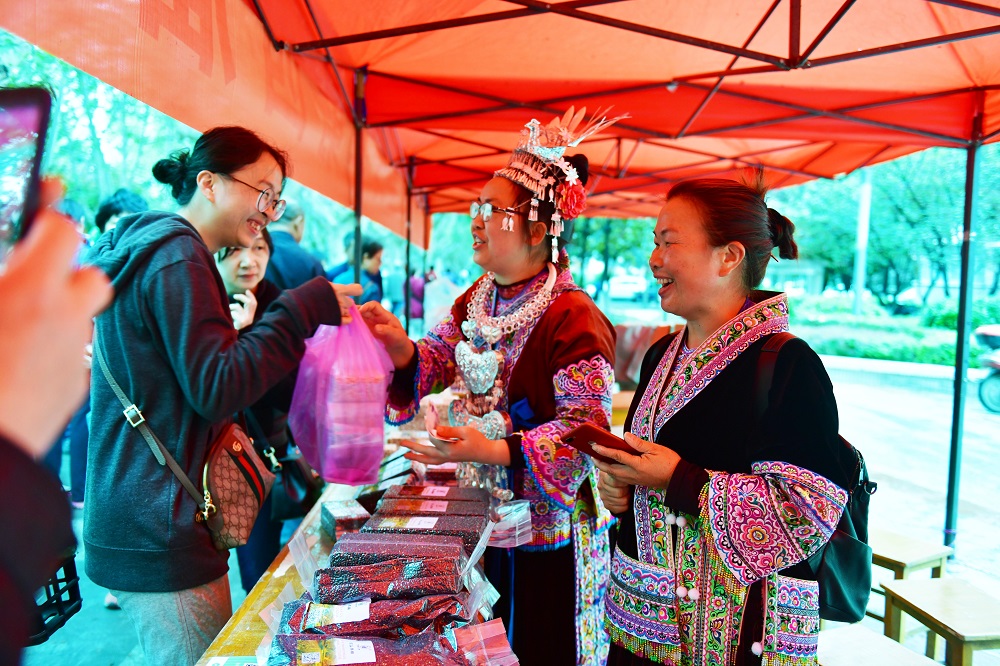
top-left (634, 291), bottom-right (790, 441)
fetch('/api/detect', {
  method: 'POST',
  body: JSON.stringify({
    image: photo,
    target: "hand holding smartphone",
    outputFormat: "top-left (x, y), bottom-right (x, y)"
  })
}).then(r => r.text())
top-left (0, 86), bottom-right (52, 269)
top-left (562, 423), bottom-right (636, 465)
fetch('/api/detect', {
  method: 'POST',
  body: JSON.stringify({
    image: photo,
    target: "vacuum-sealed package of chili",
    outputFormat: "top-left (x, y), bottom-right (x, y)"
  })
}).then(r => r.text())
top-left (362, 513), bottom-right (488, 555)
top-left (424, 461), bottom-right (459, 483)
top-left (313, 556), bottom-right (463, 603)
top-left (383, 484), bottom-right (490, 506)
top-left (319, 499), bottom-right (371, 538)
top-left (330, 531), bottom-right (469, 568)
top-left (267, 630), bottom-right (466, 666)
top-left (354, 475), bottom-right (416, 514)
top-left (279, 592), bottom-right (477, 639)
top-left (376, 498), bottom-right (488, 517)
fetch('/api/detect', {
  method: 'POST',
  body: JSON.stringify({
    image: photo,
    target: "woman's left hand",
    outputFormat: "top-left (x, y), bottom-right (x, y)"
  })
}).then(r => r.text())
top-left (591, 432), bottom-right (681, 490)
top-left (400, 425), bottom-right (511, 466)
top-left (230, 289), bottom-right (257, 330)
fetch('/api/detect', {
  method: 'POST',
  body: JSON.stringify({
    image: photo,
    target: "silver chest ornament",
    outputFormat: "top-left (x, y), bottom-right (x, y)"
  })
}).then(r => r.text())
top-left (455, 341), bottom-right (504, 395)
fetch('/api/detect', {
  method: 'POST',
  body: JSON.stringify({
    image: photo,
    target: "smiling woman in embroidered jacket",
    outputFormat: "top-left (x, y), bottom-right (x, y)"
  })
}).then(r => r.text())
top-left (361, 111), bottom-right (624, 666)
top-left (593, 173), bottom-right (854, 666)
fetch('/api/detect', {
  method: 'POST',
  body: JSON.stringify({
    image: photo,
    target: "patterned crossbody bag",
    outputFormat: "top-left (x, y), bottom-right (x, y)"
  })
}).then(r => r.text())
top-left (93, 335), bottom-right (275, 550)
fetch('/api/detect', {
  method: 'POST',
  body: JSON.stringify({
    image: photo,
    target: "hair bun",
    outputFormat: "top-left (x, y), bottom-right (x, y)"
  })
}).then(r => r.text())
top-left (152, 150), bottom-right (190, 199)
top-left (767, 207), bottom-right (799, 260)
top-left (566, 153), bottom-right (590, 187)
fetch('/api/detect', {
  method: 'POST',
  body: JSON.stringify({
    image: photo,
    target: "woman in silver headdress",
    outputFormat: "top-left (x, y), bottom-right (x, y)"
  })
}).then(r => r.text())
top-left (361, 110), bottom-right (625, 666)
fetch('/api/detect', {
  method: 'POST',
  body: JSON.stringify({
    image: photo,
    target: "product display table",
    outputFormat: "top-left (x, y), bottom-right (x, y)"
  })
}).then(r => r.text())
top-left (196, 483), bottom-right (356, 665)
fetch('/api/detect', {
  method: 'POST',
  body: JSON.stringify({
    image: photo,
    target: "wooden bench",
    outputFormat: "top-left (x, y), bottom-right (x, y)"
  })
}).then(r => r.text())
top-left (819, 623), bottom-right (938, 665)
top-left (868, 528), bottom-right (952, 623)
top-left (882, 578), bottom-right (1000, 666)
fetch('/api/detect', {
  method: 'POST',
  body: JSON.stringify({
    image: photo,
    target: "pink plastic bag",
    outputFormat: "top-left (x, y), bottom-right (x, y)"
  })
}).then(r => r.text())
top-left (289, 306), bottom-right (394, 485)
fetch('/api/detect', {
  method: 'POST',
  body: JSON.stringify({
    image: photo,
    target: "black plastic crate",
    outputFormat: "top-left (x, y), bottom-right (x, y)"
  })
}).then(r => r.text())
top-left (27, 552), bottom-right (82, 645)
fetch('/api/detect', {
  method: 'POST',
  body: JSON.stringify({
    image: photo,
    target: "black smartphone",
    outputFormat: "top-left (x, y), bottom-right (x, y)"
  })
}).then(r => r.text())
top-left (0, 86), bottom-right (52, 267)
top-left (562, 423), bottom-right (636, 465)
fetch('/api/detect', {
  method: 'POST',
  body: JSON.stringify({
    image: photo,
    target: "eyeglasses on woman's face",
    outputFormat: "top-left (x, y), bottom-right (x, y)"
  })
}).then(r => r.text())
top-left (470, 200), bottom-right (532, 228)
top-left (221, 173), bottom-right (286, 221)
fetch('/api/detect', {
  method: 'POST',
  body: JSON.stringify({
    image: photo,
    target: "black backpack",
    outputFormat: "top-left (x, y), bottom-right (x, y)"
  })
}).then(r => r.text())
top-left (755, 332), bottom-right (877, 623)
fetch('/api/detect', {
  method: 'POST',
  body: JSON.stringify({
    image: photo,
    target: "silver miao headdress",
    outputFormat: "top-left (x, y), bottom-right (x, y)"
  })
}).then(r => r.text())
top-left (494, 107), bottom-right (629, 262)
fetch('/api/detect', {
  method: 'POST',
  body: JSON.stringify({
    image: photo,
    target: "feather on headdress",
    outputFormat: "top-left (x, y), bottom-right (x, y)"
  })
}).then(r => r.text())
top-left (494, 107), bottom-right (628, 261)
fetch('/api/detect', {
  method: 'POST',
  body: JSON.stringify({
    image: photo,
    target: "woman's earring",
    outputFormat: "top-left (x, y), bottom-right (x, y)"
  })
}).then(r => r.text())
top-left (501, 213), bottom-right (514, 231)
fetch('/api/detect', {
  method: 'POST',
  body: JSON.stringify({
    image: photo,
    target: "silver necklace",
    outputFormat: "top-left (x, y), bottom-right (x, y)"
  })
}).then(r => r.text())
top-left (460, 263), bottom-right (558, 345)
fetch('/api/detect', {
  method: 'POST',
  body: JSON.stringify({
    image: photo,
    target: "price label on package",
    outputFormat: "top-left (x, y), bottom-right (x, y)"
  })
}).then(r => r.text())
top-left (332, 638), bottom-right (377, 664)
top-left (420, 486), bottom-right (450, 497)
top-left (419, 500), bottom-right (449, 512)
top-left (406, 516), bottom-right (439, 529)
top-left (306, 599), bottom-right (372, 626)
top-left (331, 598), bottom-right (371, 624)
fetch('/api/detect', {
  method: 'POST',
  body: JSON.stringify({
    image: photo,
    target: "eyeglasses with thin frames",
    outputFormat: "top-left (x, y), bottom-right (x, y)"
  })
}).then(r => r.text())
top-left (221, 173), bottom-right (286, 221)
top-left (470, 200), bottom-right (529, 225)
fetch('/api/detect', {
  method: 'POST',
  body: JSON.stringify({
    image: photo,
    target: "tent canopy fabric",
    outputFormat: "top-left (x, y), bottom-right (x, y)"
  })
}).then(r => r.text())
top-left (253, 0), bottom-right (1000, 219)
top-left (3, 0), bottom-right (999, 234)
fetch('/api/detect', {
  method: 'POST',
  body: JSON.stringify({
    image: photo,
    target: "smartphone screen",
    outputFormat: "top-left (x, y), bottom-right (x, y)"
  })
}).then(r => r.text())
top-left (0, 87), bottom-right (52, 268)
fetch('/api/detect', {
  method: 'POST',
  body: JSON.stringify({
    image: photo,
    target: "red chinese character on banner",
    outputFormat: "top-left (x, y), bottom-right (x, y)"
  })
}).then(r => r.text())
top-left (139, 0), bottom-right (236, 84)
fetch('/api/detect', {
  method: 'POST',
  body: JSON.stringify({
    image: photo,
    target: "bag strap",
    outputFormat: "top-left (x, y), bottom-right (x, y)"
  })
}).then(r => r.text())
top-left (752, 332), bottom-right (833, 574)
top-left (92, 333), bottom-right (206, 510)
top-left (753, 332), bottom-right (796, 421)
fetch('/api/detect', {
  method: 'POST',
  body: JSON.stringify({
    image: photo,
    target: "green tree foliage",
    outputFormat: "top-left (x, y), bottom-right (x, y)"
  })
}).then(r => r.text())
top-left (0, 28), bottom-right (423, 277)
top-left (771, 145), bottom-right (1000, 307)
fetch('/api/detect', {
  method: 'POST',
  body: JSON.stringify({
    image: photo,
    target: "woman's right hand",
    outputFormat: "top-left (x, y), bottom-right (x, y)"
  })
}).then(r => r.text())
top-left (359, 301), bottom-right (415, 369)
top-left (597, 469), bottom-right (632, 514)
top-left (230, 289), bottom-right (257, 330)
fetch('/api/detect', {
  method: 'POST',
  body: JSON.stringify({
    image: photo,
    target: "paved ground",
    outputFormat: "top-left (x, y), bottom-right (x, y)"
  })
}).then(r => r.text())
top-left (22, 356), bottom-right (1000, 665)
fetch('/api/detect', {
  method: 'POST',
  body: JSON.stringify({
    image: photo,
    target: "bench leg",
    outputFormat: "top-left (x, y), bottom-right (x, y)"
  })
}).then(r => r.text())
top-left (884, 594), bottom-right (902, 642)
top-left (924, 558), bottom-right (946, 659)
top-left (944, 640), bottom-right (974, 666)
top-left (925, 631), bottom-right (938, 660)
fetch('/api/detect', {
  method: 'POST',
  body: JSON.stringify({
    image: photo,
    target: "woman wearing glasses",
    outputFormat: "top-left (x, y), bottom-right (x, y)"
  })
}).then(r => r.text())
top-left (84, 126), bottom-right (360, 665)
top-left (361, 113), bottom-right (621, 666)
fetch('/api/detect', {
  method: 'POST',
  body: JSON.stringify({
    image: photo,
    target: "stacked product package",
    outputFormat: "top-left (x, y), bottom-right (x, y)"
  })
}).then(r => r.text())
top-left (267, 475), bottom-right (515, 665)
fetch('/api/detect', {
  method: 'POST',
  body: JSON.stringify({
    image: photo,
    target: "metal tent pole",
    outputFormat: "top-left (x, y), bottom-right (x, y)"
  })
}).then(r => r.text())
top-left (404, 158), bottom-right (414, 334)
top-left (353, 67), bottom-right (367, 285)
top-left (944, 90), bottom-right (984, 551)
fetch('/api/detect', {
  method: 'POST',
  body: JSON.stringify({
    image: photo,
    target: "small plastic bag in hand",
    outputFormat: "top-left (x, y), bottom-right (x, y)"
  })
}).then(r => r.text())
top-left (290, 306), bottom-right (394, 485)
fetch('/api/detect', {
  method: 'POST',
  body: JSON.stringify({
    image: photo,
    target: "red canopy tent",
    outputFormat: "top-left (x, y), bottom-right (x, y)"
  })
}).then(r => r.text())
top-left (3, 0), bottom-right (999, 549)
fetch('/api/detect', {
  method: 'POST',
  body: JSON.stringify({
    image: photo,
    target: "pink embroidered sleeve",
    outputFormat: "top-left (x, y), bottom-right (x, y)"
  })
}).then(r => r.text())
top-left (519, 354), bottom-right (614, 512)
top-left (703, 460), bottom-right (848, 585)
top-left (385, 313), bottom-right (464, 425)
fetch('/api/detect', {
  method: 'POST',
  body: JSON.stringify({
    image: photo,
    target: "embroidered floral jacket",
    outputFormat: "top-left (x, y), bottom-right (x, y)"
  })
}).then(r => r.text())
top-left (606, 293), bottom-right (852, 666)
top-left (386, 265), bottom-right (617, 549)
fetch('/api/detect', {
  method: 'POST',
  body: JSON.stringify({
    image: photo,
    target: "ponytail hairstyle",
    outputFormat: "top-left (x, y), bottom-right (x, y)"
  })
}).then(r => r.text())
top-left (152, 126), bottom-right (289, 206)
top-left (667, 168), bottom-right (797, 291)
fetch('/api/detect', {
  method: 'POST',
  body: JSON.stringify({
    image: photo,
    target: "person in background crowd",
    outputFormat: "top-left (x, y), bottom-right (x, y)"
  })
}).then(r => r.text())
top-left (408, 269), bottom-right (425, 321)
top-left (325, 229), bottom-right (355, 281)
top-left (88, 188), bottom-right (151, 611)
top-left (41, 198), bottom-right (90, 482)
top-left (263, 199), bottom-right (325, 290)
top-left (84, 126), bottom-right (360, 666)
top-left (334, 235), bottom-right (383, 305)
top-left (95, 188), bottom-right (149, 235)
top-left (361, 111), bottom-right (625, 666)
top-left (0, 181), bottom-right (113, 664)
top-left (382, 264), bottom-right (405, 316)
top-left (72, 189), bottom-right (149, 512)
top-left (214, 228), bottom-right (308, 594)
top-left (594, 174), bottom-right (853, 666)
